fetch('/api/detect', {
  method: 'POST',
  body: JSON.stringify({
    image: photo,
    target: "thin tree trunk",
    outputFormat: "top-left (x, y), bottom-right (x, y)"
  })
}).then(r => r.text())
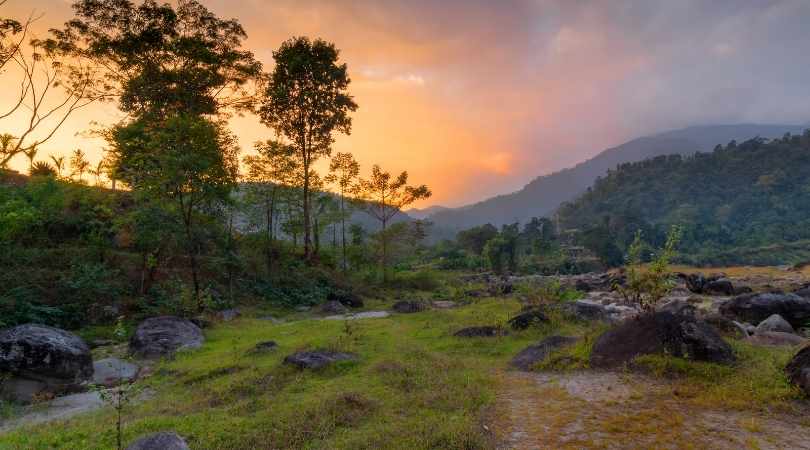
top-left (303, 157), bottom-right (312, 261)
top-left (382, 217), bottom-right (388, 283)
top-left (341, 194), bottom-right (347, 272)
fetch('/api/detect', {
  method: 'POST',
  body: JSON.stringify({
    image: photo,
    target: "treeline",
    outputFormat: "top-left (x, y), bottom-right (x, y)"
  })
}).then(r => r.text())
top-left (557, 132), bottom-right (810, 266)
top-left (0, 0), bottom-right (431, 328)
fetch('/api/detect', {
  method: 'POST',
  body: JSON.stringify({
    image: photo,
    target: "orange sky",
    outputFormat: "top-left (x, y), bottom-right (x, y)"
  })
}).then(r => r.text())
top-left (3, 0), bottom-right (810, 207)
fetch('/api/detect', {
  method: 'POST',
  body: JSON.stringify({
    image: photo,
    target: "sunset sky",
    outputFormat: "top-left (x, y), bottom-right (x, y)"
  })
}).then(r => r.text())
top-left (3, 0), bottom-right (810, 207)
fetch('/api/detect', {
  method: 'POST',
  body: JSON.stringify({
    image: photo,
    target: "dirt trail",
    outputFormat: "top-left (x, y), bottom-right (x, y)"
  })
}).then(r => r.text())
top-left (491, 370), bottom-right (810, 449)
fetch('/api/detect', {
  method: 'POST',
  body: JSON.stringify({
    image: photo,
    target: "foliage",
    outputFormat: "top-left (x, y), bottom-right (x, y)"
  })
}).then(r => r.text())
top-left (558, 133), bottom-right (810, 265)
top-left (258, 36), bottom-right (357, 259)
top-left (616, 226), bottom-right (681, 312)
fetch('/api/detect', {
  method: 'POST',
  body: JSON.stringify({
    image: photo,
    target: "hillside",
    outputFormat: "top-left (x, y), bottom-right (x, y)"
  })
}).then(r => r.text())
top-left (557, 132), bottom-right (810, 266)
top-left (427, 124), bottom-right (806, 231)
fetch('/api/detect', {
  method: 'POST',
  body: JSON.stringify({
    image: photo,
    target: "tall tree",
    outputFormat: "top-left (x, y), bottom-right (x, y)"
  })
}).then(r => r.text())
top-left (70, 148), bottom-right (89, 182)
top-left (108, 114), bottom-right (239, 301)
top-left (325, 152), bottom-right (360, 271)
top-left (243, 139), bottom-right (298, 270)
top-left (49, 154), bottom-right (66, 178)
top-left (358, 165), bottom-right (431, 281)
top-left (40, 0), bottom-right (262, 119)
top-left (258, 36), bottom-right (357, 261)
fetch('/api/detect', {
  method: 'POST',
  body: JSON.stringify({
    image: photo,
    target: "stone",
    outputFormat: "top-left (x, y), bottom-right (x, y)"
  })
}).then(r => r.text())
top-left (704, 278), bottom-right (735, 296)
top-left (590, 312), bottom-right (735, 369)
top-left (392, 300), bottom-right (426, 314)
top-left (129, 316), bottom-right (204, 359)
top-left (253, 341), bottom-right (277, 352)
top-left (755, 314), bottom-right (795, 334)
top-left (565, 300), bottom-right (607, 321)
top-left (747, 332), bottom-right (807, 347)
top-left (189, 316), bottom-right (212, 329)
top-left (431, 301), bottom-right (458, 309)
top-left (454, 326), bottom-right (507, 338)
top-left (320, 301), bottom-right (348, 315)
top-left (327, 290), bottom-right (364, 308)
top-left (794, 285), bottom-right (810, 298)
top-left (703, 313), bottom-right (743, 335)
top-left (786, 345), bottom-right (810, 396)
top-left (90, 339), bottom-right (115, 349)
top-left (215, 309), bottom-right (240, 322)
top-left (126, 431), bottom-right (190, 450)
top-left (510, 336), bottom-right (580, 371)
top-left (507, 309), bottom-right (549, 330)
top-left (0, 324), bottom-right (93, 402)
top-left (657, 298), bottom-right (697, 317)
top-left (720, 292), bottom-right (810, 328)
top-left (92, 358), bottom-right (139, 387)
top-left (283, 350), bottom-right (357, 369)
top-left (0, 391), bottom-right (105, 433)
top-left (322, 311), bottom-right (391, 321)
top-left (683, 273), bottom-right (707, 294)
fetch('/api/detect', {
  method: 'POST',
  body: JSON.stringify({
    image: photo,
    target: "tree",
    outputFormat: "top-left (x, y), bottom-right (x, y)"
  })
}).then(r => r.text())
top-left (49, 154), bottom-right (66, 178)
top-left (258, 36), bottom-right (357, 261)
top-left (242, 140), bottom-right (298, 270)
top-left (0, 3), bottom-right (99, 168)
top-left (40, 0), bottom-right (262, 119)
top-left (89, 159), bottom-right (106, 186)
top-left (325, 152), bottom-right (360, 271)
top-left (457, 223), bottom-right (498, 256)
top-left (70, 148), bottom-right (89, 182)
top-left (108, 114), bottom-right (239, 303)
top-left (29, 161), bottom-right (56, 177)
top-left (22, 143), bottom-right (37, 170)
top-left (357, 164), bottom-right (431, 281)
top-left (617, 226), bottom-right (682, 312)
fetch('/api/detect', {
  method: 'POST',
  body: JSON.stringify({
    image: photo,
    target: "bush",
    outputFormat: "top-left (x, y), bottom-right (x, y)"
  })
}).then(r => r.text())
top-left (388, 269), bottom-right (442, 291)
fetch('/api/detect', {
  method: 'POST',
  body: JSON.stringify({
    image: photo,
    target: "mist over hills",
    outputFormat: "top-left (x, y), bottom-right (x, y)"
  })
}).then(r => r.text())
top-left (424, 124), bottom-right (807, 232)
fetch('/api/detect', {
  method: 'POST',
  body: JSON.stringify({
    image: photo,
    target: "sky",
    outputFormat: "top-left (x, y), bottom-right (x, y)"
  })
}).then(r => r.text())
top-left (3, 0), bottom-right (810, 207)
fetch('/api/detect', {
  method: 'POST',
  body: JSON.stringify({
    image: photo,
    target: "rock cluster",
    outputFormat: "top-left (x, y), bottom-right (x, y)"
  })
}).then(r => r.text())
top-left (0, 324), bottom-right (93, 403)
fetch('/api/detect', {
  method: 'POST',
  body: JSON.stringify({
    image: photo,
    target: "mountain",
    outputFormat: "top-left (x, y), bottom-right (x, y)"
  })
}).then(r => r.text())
top-left (557, 133), bottom-right (810, 266)
top-left (427, 124), bottom-right (807, 232)
top-left (405, 205), bottom-right (451, 220)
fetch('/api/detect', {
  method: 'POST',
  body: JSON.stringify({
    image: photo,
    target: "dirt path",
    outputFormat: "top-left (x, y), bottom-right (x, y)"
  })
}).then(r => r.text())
top-left (490, 370), bottom-right (810, 449)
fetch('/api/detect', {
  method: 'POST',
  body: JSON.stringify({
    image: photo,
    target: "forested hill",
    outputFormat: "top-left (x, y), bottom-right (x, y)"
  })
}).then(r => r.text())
top-left (426, 124), bottom-right (806, 231)
top-left (557, 132), bottom-right (810, 266)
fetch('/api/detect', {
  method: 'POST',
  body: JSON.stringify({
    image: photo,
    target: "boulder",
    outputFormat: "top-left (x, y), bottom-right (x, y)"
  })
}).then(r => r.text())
top-left (590, 312), bottom-right (735, 369)
top-left (320, 301), bottom-right (348, 315)
top-left (720, 293), bottom-right (810, 328)
top-left (454, 326), bottom-right (507, 338)
top-left (392, 300), bottom-right (426, 314)
top-left (253, 341), bottom-right (277, 352)
top-left (704, 278), bottom-right (735, 296)
top-left (327, 290), bottom-right (363, 308)
top-left (658, 298), bottom-right (697, 318)
top-left (786, 345), bottom-right (810, 396)
top-left (215, 309), bottom-right (240, 322)
top-left (794, 286), bottom-right (810, 298)
top-left (126, 432), bottom-right (190, 450)
top-left (129, 316), bottom-right (204, 359)
top-left (683, 273), bottom-right (707, 294)
top-left (283, 350), bottom-right (357, 369)
top-left (92, 358), bottom-right (139, 387)
top-left (507, 308), bottom-right (549, 330)
top-left (755, 314), bottom-right (795, 334)
top-left (747, 332), bottom-right (807, 347)
top-left (565, 300), bottom-right (606, 321)
top-left (0, 324), bottom-right (93, 402)
top-left (431, 301), bottom-right (458, 309)
top-left (510, 336), bottom-right (579, 371)
top-left (703, 313), bottom-right (744, 336)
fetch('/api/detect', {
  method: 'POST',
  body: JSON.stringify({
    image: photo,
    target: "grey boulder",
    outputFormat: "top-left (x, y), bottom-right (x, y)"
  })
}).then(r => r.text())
top-left (747, 332), bottom-right (807, 347)
top-left (126, 431), bottom-right (190, 450)
top-left (720, 293), bottom-right (810, 328)
top-left (786, 345), bottom-right (810, 396)
top-left (92, 358), bottom-right (139, 387)
top-left (511, 336), bottom-right (579, 371)
top-left (283, 350), bottom-right (357, 369)
top-left (130, 316), bottom-right (204, 359)
top-left (755, 314), bottom-right (795, 334)
top-left (0, 324), bottom-right (93, 402)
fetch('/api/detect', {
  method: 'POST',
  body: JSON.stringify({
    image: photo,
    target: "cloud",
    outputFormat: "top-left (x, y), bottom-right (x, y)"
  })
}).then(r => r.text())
top-left (3, 0), bottom-right (810, 206)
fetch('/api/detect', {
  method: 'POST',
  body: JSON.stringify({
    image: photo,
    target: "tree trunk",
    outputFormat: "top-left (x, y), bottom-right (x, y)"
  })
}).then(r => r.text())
top-left (382, 217), bottom-right (388, 283)
top-left (303, 158), bottom-right (312, 261)
top-left (341, 195), bottom-right (347, 272)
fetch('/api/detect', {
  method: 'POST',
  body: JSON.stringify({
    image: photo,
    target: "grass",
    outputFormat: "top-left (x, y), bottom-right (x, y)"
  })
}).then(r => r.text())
top-left (0, 296), bottom-right (549, 450)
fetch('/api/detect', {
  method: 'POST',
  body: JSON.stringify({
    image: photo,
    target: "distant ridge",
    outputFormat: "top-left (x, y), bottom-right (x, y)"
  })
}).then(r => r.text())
top-left (426, 124), bottom-right (806, 232)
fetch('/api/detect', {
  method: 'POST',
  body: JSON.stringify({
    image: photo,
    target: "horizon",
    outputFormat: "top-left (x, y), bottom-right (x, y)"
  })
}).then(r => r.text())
top-left (4, 0), bottom-right (810, 208)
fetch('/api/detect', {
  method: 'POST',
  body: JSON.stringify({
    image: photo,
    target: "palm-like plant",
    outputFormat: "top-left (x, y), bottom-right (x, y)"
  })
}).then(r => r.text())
top-left (49, 154), bottom-right (66, 178)
top-left (29, 161), bottom-right (57, 177)
top-left (23, 143), bottom-right (38, 170)
top-left (0, 133), bottom-right (17, 168)
top-left (70, 148), bottom-right (90, 183)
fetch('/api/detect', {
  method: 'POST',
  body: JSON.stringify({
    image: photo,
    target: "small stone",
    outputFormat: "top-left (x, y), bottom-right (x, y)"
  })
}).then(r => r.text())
top-left (454, 326), bottom-right (507, 338)
top-left (392, 301), bottom-right (426, 314)
top-left (511, 336), bottom-right (579, 371)
top-left (253, 341), bottom-right (278, 352)
top-left (126, 431), bottom-right (190, 450)
top-left (92, 358), bottom-right (139, 387)
top-left (283, 350), bottom-right (357, 369)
